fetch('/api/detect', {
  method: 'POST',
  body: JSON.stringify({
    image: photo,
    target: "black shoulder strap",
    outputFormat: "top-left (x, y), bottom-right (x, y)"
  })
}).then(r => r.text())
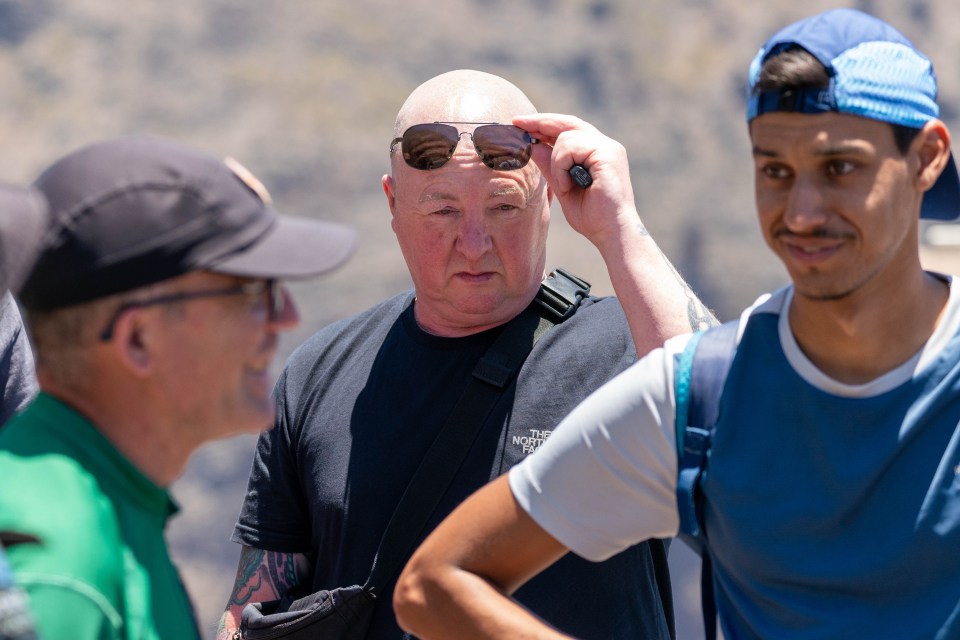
top-left (364, 269), bottom-right (590, 594)
top-left (674, 319), bottom-right (738, 640)
top-left (534, 267), bottom-right (590, 322)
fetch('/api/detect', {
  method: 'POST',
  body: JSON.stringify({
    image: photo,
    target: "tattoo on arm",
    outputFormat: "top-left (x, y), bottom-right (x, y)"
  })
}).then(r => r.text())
top-left (686, 294), bottom-right (719, 332)
top-left (229, 548), bottom-right (307, 607)
top-left (644, 230), bottom-right (719, 331)
top-left (217, 548), bottom-right (312, 638)
top-left (229, 548), bottom-right (265, 607)
top-left (634, 219), bottom-right (719, 330)
top-left (267, 551), bottom-right (302, 596)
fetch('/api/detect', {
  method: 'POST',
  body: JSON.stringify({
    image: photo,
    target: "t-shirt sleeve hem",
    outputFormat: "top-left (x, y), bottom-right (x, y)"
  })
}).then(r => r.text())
top-left (230, 523), bottom-right (312, 554)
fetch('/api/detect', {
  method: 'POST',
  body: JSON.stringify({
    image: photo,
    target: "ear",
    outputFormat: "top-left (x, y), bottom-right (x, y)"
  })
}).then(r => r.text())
top-left (382, 174), bottom-right (397, 217)
top-left (383, 173), bottom-right (402, 235)
top-left (914, 119), bottom-right (952, 194)
top-left (107, 308), bottom-right (156, 378)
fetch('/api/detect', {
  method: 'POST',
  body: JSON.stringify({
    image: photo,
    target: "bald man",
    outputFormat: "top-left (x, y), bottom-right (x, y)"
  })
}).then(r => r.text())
top-left (220, 69), bottom-right (714, 639)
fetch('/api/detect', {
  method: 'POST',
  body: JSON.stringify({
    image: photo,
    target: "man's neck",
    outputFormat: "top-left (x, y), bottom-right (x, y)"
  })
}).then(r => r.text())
top-left (40, 381), bottom-right (190, 487)
top-left (787, 270), bottom-right (950, 385)
top-left (411, 286), bottom-right (541, 338)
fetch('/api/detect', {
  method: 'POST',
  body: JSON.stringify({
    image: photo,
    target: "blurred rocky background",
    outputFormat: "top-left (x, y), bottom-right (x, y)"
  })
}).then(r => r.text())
top-left (1, 0), bottom-right (958, 636)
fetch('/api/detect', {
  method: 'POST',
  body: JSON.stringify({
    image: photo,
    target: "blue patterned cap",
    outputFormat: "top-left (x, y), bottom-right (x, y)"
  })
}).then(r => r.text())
top-left (746, 9), bottom-right (959, 220)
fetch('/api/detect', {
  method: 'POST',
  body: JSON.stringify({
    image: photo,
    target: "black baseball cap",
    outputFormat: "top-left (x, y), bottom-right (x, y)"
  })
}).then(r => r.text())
top-left (20, 135), bottom-right (357, 311)
top-left (0, 185), bottom-right (49, 294)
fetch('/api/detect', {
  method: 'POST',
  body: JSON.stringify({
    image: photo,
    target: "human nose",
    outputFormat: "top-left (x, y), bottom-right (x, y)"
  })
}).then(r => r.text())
top-left (782, 177), bottom-right (829, 232)
top-left (454, 210), bottom-right (492, 260)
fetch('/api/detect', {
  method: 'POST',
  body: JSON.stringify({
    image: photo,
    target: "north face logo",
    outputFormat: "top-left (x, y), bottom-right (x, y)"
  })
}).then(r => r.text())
top-left (513, 428), bottom-right (552, 455)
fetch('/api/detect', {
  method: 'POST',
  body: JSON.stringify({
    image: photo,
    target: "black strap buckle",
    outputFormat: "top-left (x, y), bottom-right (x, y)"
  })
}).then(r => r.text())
top-left (534, 268), bottom-right (591, 323)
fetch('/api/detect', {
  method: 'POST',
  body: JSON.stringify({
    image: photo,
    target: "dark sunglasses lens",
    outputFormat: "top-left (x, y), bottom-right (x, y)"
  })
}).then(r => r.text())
top-left (401, 124), bottom-right (460, 170)
top-left (472, 125), bottom-right (533, 170)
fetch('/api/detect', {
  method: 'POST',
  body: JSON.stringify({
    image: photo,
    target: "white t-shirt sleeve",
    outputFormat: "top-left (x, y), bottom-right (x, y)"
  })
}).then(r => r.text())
top-left (508, 335), bottom-right (691, 562)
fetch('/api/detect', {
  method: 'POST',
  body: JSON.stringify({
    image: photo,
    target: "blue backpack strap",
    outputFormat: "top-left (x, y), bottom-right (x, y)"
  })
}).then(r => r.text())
top-left (674, 319), bottom-right (739, 640)
top-left (675, 332), bottom-right (705, 545)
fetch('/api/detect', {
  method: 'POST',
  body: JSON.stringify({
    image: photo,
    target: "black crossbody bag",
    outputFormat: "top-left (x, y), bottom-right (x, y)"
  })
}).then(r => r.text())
top-left (238, 270), bottom-right (591, 640)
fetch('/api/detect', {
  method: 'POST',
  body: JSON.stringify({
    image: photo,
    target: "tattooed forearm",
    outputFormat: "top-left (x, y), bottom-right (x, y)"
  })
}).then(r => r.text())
top-left (228, 548), bottom-right (308, 607)
top-left (267, 549), bottom-right (302, 594)
top-left (687, 294), bottom-right (719, 331)
top-left (230, 547), bottom-right (266, 606)
top-left (633, 218), bottom-right (719, 330)
top-left (643, 228), bottom-right (719, 331)
top-left (218, 549), bottom-right (312, 640)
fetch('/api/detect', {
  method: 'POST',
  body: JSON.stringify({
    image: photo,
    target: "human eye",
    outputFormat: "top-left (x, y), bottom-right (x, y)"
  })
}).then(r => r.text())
top-left (487, 203), bottom-right (523, 220)
top-left (826, 159), bottom-right (855, 177)
top-left (758, 162), bottom-right (791, 181)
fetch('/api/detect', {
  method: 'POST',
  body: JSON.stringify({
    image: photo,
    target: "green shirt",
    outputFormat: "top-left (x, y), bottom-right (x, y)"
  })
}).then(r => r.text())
top-left (0, 393), bottom-right (200, 639)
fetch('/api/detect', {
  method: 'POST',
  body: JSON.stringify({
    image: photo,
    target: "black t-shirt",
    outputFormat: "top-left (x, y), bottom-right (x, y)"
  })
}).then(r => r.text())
top-left (234, 290), bottom-right (674, 639)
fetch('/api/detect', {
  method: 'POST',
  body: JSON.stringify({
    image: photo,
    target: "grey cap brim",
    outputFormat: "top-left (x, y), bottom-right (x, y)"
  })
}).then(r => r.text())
top-left (208, 213), bottom-right (357, 280)
top-left (0, 186), bottom-right (49, 293)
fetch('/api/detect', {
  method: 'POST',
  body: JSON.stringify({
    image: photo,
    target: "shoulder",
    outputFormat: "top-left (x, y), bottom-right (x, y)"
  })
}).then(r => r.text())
top-left (282, 291), bottom-right (412, 375)
top-left (0, 445), bottom-right (124, 623)
top-left (740, 286), bottom-right (789, 321)
top-left (517, 296), bottom-right (634, 391)
top-left (1, 404), bottom-right (122, 562)
top-left (574, 295), bottom-right (631, 332)
top-left (666, 287), bottom-right (787, 366)
top-left (537, 295), bottom-right (631, 348)
top-left (0, 448), bottom-right (121, 556)
top-left (274, 291), bottom-right (414, 416)
top-left (570, 294), bottom-right (627, 321)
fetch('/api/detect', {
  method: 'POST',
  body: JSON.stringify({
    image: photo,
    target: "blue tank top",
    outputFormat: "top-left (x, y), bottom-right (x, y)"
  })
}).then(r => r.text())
top-left (702, 311), bottom-right (960, 639)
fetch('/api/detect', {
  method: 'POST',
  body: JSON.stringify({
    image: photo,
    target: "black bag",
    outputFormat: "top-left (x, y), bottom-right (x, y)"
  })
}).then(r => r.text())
top-left (238, 269), bottom-right (590, 639)
top-left (238, 585), bottom-right (375, 639)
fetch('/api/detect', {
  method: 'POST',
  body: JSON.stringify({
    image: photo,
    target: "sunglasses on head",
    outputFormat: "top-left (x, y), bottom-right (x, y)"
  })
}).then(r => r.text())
top-left (390, 122), bottom-right (537, 171)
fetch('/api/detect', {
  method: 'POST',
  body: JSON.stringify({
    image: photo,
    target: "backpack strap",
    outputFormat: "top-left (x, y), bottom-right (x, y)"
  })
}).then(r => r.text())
top-left (534, 268), bottom-right (590, 322)
top-left (674, 319), bottom-right (739, 640)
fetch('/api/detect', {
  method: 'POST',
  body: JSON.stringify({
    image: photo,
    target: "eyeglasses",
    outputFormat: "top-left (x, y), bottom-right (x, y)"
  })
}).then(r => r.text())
top-left (99, 279), bottom-right (284, 341)
top-left (389, 122), bottom-right (537, 171)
